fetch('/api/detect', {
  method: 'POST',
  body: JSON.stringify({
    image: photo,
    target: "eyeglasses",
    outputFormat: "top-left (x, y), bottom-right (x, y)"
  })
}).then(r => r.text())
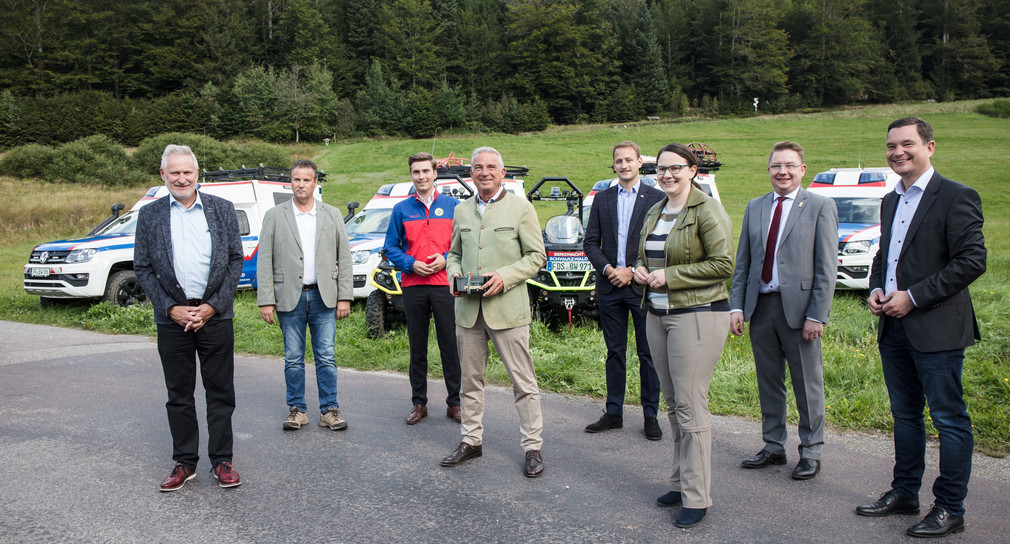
top-left (656, 164), bottom-right (691, 176)
top-left (768, 163), bottom-right (802, 172)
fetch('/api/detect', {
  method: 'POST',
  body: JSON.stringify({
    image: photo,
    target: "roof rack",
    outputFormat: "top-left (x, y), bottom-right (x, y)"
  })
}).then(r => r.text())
top-left (200, 166), bottom-right (328, 183)
top-left (629, 144), bottom-right (722, 176)
top-left (435, 152), bottom-right (529, 179)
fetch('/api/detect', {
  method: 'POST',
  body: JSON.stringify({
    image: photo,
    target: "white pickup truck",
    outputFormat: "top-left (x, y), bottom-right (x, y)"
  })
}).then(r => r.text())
top-left (23, 170), bottom-right (340, 307)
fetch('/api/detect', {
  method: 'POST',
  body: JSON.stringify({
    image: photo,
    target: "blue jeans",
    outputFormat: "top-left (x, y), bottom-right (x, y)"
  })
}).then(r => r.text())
top-left (277, 288), bottom-right (338, 413)
top-left (879, 317), bottom-right (972, 516)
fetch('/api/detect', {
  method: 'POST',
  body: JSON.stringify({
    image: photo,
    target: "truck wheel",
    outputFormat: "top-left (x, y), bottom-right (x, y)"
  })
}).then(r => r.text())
top-left (104, 270), bottom-right (147, 307)
top-left (39, 297), bottom-right (63, 308)
top-left (365, 290), bottom-right (387, 338)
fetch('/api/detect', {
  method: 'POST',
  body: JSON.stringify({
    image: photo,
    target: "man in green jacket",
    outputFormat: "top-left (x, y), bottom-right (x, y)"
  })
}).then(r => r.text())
top-left (439, 146), bottom-right (548, 478)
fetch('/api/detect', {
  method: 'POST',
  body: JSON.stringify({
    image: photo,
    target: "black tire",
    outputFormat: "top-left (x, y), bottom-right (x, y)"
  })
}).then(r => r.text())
top-left (39, 297), bottom-right (61, 308)
top-left (365, 290), bottom-right (387, 338)
top-left (103, 270), bottom-right (147, 307)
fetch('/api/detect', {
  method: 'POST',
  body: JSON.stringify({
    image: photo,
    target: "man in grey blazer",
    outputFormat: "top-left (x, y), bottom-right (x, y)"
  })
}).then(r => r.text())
top-left (730, 141), bottom-right (838, 481)
top-left (257, 159), bottom-right (353, 432)
top-left (134, 145), bottom-right (244, 491)
top-left (439, 146), bottom-right (548, 478)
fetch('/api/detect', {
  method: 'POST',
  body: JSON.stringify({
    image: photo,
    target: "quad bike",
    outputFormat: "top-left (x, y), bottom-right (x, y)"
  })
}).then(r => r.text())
top-left (525, 177), bottom-right (596, 330)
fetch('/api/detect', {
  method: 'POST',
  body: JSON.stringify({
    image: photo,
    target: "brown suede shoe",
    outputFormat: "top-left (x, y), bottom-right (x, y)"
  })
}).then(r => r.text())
top-left (440, 442), bottom-right (482, 467)
top-left (159, 464), bottom-right (195, 492)
top-left (406, 404), bottom-right (428, 425)
top-left (446, 405), bottom-right (461, 424)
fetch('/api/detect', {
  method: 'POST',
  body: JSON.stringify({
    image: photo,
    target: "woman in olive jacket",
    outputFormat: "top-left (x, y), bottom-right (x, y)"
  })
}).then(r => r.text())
top-left (633, 143), bottom-right (734, 529)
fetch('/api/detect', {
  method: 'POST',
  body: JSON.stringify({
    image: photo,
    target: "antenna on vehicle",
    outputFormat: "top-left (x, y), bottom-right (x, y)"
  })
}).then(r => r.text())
top-left (431, 129), bottom-right (437, 154)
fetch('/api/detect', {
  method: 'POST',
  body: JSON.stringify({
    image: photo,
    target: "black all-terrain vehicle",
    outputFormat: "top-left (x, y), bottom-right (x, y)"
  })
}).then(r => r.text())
top-left (525, 177), bottom-right (596, 330)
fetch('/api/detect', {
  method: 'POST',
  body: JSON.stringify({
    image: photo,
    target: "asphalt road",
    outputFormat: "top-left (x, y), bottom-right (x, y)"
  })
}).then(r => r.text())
top-left (1, 320), bottom-right (1006, 543)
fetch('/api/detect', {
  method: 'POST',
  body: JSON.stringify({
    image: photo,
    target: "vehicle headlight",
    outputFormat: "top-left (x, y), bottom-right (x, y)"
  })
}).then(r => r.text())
top-left (840, 240), bottom-right (872, 255)
top-left (351, 250), bottom-right (372, 265)
top-left (65, 248), bottom-right (98, 263)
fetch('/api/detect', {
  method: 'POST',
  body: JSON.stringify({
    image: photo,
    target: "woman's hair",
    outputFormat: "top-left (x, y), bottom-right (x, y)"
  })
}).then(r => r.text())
top-left (656, 143), bottom-right (703, 191)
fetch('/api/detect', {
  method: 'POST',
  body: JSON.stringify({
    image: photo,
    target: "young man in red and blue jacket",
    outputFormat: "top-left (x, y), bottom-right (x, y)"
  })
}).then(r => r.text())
top-left (384, 152), bottom-right (462, 425)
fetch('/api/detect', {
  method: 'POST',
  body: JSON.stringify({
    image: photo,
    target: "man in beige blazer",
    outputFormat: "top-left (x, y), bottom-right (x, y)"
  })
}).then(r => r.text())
top-left (440, 146), bottom-right (548, 478)
top-left (257, 159), bottom-right (353, 432)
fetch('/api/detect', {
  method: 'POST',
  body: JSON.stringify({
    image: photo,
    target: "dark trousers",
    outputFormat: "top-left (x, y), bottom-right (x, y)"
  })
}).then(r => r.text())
top-left (879, 316), bottom-right (973, 516)
top-left (598, 285), bottom-right (660, 419)
top-left (156, 319), bottom-right (236, 469)
top-left (403, 285), bottom-right (461, 407)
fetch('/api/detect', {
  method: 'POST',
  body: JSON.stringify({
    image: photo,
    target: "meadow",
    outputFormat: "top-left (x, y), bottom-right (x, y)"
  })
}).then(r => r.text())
top-left (1, 101), bottom-right (1007, 455)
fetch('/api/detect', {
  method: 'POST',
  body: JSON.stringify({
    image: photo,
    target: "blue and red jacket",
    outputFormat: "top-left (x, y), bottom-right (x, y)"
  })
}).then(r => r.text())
top-left (383, 191), bottom-right (458, 287)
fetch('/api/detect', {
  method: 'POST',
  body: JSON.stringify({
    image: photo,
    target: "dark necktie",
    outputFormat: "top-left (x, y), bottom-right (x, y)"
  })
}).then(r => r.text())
top-left (762, 196), bottom-right (786, 284)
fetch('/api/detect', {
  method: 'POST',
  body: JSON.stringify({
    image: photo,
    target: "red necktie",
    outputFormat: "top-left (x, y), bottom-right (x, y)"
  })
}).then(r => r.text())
top-left (762, 196), bottom-right (786, 284)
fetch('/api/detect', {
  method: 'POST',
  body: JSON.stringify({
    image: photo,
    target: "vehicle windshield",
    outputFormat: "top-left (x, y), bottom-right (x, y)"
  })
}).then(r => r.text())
top-left (346, 208), bottom-right (393, 234)
top-left (94, 210), bottom-right (139, 235)
top-left (832, 197), bottom-right (881, 224)
top-left (545, 215), bottom-right (584, 244)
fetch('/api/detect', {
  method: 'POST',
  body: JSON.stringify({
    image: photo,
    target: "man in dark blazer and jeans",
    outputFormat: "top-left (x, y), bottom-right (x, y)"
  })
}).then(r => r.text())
top-left (583, 141), bottom-right (665, 440)
top-left (135, 144), bottom-right (244, 492)
top-left (856, 117), bottom-right (986, 539)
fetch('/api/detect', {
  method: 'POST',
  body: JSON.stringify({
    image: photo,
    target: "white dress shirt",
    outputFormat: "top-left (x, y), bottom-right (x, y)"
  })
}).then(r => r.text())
top-left (293, 201), bottom-right (318, 286)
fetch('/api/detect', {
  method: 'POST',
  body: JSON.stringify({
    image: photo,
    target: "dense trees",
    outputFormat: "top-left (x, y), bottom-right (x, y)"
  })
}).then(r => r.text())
top-left (0, 0), bottom-right (1007, 145)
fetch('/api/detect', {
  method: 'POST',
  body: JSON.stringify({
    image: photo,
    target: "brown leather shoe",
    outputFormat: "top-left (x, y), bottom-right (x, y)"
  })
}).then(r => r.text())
top-left (446, 405), bottom-right (461, 423)
top-left (440, 442), bottom-right (482, 467)
top-left (523, 449), bottom-right (544, 478)
top-left (159, 463), bottom-right (195, 492)
top-left (211, 461), bottom-right (241, 488)
top-left (407, 404), bottom-right (428, 425)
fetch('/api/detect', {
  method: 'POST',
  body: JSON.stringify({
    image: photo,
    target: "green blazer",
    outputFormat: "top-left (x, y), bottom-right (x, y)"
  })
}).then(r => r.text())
top-left (447, 190), bottom-right (546, 329)
top-left (256, 199), bottom-right (353, 312)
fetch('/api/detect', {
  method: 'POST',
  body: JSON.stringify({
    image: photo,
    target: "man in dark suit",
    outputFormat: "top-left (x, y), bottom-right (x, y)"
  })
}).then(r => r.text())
top-left (583, 141), bottom-right (665, 440)
top-left (134, 144), bottom-right (244, 492)
top-left (730, 141), bottom-right (838, 481)
top-left (856, 117), bottom-right (986, 539)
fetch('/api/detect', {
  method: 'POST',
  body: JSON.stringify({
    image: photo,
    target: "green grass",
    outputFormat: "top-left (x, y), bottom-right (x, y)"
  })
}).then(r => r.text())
top-left (2, 100), bottom-right (1008, 455)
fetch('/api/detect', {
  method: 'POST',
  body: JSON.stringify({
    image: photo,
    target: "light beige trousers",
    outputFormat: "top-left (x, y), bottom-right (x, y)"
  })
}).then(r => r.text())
top-left (457, 309), bottom-right (544, 451)
top-left (646, 310), bottom-right (729, 509)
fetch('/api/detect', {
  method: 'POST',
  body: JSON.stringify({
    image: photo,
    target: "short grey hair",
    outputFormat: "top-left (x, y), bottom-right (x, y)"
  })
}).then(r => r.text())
top-left (161, 144), bottom-right (199, 171)
top-left (471, 146), bottom-right (504, 170)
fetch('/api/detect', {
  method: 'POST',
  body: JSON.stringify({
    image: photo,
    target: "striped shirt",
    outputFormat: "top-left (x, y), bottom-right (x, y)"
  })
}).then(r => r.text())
top-left (644, 209), bottom-right (678, 309)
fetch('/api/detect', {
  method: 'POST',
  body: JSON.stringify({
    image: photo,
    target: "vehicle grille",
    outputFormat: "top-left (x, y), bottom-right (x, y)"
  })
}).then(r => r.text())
top-left (29, 250), bottom-right (70, 264)
top-left (353, 275), bottom-right (367, 288)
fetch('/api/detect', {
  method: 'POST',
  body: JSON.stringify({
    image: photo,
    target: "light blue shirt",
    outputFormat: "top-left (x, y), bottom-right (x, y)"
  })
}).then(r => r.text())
top-left (615, 181), bottom-right (640, 268)
top-left (477, 185), bottom-right (505, 216)
top-left (883, 167), bottom-right (933, 306)
top-left (170, 192), bottom-right (212, 301)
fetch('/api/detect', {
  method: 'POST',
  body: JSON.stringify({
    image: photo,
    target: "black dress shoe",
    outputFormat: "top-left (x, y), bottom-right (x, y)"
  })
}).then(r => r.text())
top-left (741, 449), bottom-right (787, 469)
top-left (585, 413), bottom-right (623, 433)
top-left (440, 442), bottom-right (482, 467)
top-left (907, 504), bottom-right (964, 538)
top-left (855, 489), bottom-right (920, 517)
top-left (644, 417), bottom-right (662, 441)
top-left (791, 458), bottom-right (820, 480)
top-left (523, 449), bottom-right (544, 478)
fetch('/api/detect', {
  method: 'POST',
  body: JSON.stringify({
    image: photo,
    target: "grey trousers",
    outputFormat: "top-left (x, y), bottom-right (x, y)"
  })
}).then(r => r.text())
top-left (749, 292), bottom-right (826, 459)
top-left (457, 309), bottom-right (544, 452)
top-left (646, 310), bottom-right (729, 509)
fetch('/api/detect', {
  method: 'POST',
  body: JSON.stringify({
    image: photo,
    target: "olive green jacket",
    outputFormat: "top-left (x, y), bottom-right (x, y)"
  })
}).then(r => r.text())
top-left (447, 190), bottom-right (546, 329)
top-left (635, 187), bottom-right (734, 309)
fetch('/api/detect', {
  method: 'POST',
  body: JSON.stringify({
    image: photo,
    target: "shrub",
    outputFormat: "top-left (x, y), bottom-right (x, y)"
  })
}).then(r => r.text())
top-left (0, 143), bottom-right (55, 179)
top-left (976, 99), bottom-right (1010, 119)
top-left (227, 141), bottom-right (292, 170)
top-left (131, 133), bottom-right (228, 174)
top-left (50, 138), bottom-right (123, 183)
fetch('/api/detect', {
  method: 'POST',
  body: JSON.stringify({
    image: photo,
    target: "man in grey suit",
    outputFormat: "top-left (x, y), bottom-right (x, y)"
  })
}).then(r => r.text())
top-left (257, 159), bottom-right (353, 432)
top-left (855, 117), bottom-right (986, 539)
top-left (730, 141), bottom-right (838, 481)
top-left (135, 145), bottom-right (244, 491)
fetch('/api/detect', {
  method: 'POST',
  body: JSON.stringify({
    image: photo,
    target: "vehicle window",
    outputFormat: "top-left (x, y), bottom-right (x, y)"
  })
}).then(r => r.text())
top-left (345, 208), bottom-right (394, 235)
top-left (832, 197), bottom-right (881, 224)
top-left (235, 210), bottom-right (251, 236)
top-left (813, 173), bottom-right (836, 185)
top-left (273, 193), bottom-right (292, 206)
top-left (94, 210), bottom-right (139, 235)
top-left (859, 171), bottom-right (887, 184)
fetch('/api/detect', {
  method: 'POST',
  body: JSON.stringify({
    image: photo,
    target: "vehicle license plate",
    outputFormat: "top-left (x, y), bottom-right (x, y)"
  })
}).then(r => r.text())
top-left (30, 267), bottom-right (51, 278)
top-left (547, 251), bottom-right (593, 272)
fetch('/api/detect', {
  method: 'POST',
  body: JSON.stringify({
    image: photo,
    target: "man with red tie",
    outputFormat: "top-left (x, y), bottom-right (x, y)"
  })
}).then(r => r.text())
top-left (729, 141), bottom-right (838, 481)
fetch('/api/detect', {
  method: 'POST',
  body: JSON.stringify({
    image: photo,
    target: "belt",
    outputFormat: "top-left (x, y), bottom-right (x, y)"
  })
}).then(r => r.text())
top-left (186, 298), bottom-right (202, 306)
top-left (302, 284), bottom-right (318, 291)
top-left (648, 299), bottom-right (729, 316)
